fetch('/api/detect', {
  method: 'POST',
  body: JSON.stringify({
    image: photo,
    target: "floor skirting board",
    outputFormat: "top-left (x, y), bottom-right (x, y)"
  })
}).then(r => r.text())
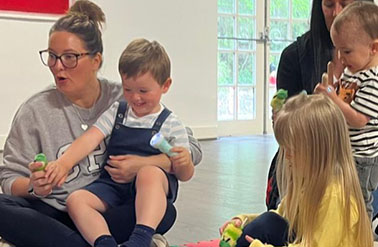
top-left (190, 125), bottom-right (217, 140)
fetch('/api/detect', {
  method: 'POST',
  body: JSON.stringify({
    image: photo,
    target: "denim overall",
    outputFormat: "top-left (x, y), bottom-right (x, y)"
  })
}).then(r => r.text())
top-left (85, 101), bottom-right (178, 207)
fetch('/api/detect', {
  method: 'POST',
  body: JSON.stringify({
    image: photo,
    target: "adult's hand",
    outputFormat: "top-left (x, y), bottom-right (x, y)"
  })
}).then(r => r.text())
top-left (28, 161), bottom-right (53, 197)
top-left (105, 154), bottom-right (144, 183)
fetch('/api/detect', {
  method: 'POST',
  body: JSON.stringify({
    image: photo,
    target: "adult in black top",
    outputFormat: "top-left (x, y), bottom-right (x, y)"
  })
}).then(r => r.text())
top-left (266, 0), bottom-right (373, 210)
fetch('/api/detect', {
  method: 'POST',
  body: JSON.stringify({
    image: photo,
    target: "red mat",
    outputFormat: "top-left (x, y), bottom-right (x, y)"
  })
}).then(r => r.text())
top-left (171, 239), bottom-right (220, 247)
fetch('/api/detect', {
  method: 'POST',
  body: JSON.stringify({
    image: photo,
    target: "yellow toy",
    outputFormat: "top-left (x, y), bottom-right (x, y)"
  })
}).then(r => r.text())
top-left (219, 223), bottom-right (243, 247)
top-left (270, 89), bottom-right (288, 113)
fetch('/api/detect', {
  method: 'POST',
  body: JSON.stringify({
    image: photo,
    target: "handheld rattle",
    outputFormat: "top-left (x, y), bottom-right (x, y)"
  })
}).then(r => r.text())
top-left (150, 132), bottom-right (177, 157)
top-left (33, 153), bottom-right (48, 172)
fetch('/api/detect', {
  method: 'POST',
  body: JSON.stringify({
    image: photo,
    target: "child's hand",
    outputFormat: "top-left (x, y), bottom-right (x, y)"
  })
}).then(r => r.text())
top-left (314, 82), bottom-right (337, 99)
top-left (44, 161), bottom-right (70, 187)
top-left (246, 236), bottom-right (273, 247)
top-left (106, 154), bottom-right (141, 183)
top-left (322, 61), bottom-right (333, 87)
top-left (219, 218), bottom-right (242, 235)
top-left (169, 147), bottom-right (194, 181)
top-left (170, 147), bottom-right (191, 168)
top-left (315, 61), bottom-right (338, 98)
top-left (271, 109), bottom-right (277, 127)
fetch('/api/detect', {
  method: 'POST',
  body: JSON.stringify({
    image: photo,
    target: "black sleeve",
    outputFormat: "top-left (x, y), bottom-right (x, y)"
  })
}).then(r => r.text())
top-left (276, 42), bottom-right (303, 98)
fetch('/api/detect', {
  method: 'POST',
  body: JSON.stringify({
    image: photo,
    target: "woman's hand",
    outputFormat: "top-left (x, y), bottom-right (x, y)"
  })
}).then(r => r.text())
top-left (219, 217), bottom-right (242, 235)
top-left (105, 154), bottom-right (144, 183)
top-left (28, 161), bottom-right (53, 197)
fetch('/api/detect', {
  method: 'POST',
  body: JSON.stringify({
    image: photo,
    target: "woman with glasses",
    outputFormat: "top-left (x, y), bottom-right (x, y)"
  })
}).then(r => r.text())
top-left (0, 1), bottom-right (202, 246)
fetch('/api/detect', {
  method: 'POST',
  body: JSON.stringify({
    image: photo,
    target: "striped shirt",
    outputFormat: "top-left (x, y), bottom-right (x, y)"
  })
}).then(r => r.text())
top-left (340, 67), bottom-right (378, 158)
top-left (94, 101), bottom-right (190, 151)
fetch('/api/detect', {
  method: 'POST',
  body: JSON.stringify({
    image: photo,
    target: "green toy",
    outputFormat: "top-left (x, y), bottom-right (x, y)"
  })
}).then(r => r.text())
top-left (219, 223), bottom-right (244, 247)
top-left (33, 153), bottom-right (48, 172)
top-left (270, 89), bottom-right (288, 113)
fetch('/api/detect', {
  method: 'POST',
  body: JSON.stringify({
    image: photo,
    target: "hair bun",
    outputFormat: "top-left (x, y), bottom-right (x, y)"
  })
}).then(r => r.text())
top-left (68, 0), bottom-right (105, 28)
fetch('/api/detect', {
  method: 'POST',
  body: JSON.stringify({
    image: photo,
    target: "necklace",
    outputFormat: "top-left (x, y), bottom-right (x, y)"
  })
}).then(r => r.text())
top-left (70, 82), bottom-right (101, 131)
top-left (72, 104), bottom-right (91, 131)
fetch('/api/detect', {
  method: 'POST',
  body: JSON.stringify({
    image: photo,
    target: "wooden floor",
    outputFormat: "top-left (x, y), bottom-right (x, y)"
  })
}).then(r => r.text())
top-left (166, 135), bottom-right (278, 245)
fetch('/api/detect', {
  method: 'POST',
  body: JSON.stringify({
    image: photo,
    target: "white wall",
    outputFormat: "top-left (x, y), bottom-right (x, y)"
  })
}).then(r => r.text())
top-left (0, 1), bottom-right (218, 149)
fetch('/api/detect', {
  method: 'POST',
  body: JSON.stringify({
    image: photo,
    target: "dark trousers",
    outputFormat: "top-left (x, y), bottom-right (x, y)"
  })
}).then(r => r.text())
top-left (0, 193), bottom-right (176, 247)
top-left (236, 212), bottom-right (289, 247)
top-left (266, 151), bottom-right (280, 210)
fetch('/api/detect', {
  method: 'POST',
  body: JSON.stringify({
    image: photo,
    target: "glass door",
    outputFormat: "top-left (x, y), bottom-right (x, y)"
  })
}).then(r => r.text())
top-left (217, 0), bottom-right (311, 136)
top-left (266, 0), bottom-right (311, 133)
top-left (217, 0), bottom-right (266, 136)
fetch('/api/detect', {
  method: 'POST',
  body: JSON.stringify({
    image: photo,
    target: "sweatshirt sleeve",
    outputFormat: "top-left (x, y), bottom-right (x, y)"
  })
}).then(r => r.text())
top-left (0, 103), bottom-right (40, 194)
top-left (185, 127), bottom-right (202, 166)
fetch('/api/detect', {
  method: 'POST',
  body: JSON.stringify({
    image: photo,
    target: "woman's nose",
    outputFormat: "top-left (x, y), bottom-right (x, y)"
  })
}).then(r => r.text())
top-left (53, 58), bottom-right (65, 70)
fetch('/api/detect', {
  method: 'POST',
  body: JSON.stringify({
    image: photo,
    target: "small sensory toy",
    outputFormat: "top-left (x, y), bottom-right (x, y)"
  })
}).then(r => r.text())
top-left (270, 89), bottom-right (288, 113)
top-left (150, 132), bottom-right (177, 157)
top-left (33, 153), bottom-right (48, 172)
top-left (219, 221), bottom-right (246, 247)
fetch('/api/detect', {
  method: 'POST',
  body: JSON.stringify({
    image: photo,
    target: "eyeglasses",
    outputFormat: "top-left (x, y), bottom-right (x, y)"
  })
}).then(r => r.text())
top-left (39, 50), bottom-right (92, 69)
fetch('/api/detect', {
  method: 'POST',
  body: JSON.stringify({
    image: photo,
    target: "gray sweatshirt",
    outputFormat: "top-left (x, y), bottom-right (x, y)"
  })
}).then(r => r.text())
top-left (0, 78), bottom-right (202, 211)
top-left (0, 79), bottom-right (124, 210)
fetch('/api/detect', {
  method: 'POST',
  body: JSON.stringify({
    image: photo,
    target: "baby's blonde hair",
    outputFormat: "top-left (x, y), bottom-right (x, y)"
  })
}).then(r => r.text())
top-left (332, 1), bottom-right (378, 41)
top-left (274, 93), bottom-right (372, 246)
